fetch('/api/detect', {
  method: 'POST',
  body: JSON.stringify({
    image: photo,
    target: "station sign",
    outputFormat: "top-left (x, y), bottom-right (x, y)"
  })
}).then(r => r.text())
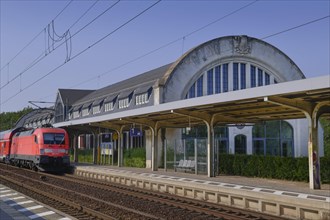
top-left (101, 133), bottom-right (111, 143)
top-left (130, 128), bottom-right (142, 137)
top-left (101, 142), bottom-right (113, 155)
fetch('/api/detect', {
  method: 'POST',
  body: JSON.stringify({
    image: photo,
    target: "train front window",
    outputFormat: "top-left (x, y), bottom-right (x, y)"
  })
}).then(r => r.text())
top-left (43, 133), bottom-right (65, 145)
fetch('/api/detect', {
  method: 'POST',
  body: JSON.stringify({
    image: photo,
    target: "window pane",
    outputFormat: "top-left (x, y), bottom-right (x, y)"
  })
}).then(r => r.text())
top-left (240, 63), bottom-right (246, 89)
top-left (43, 133), bottom-right (65, 145)
top-left (223, 64), bottom-right (228, 92)
top-left (189, 83), bottom-right (195, 98)
top-left (207, 69), bottom-right (213, 95)
top-left (253, 140), bottom-right (264, 155)
top-left (258, 68), bottom-right (263, 86)
top-left (282, 140), bottom-right (293, 157)
top-left (197, 75), bottom-right (203, 97)
top-left (250, 65), bottom-right (256, 88)
top-left (215, 65), bottom-right (221, 93)
top-left (252, 123), bottom-right (264, 137)
top-left (266, 121), bottom-right (280, 138)
top-left (266, 139), bottom-right (280, 156)
top-left (233, 63), bottom-right (239, 91)
top-left (214, 126), bottom-right (228, 138)
top-left (218, 140), bottom-right (228, 154)
top-left (281, 121), bottom-right (293, 139)
top-left (265, 72), bottom-right (270, 85)
top-left (235, 135), bottom-right (246, 154)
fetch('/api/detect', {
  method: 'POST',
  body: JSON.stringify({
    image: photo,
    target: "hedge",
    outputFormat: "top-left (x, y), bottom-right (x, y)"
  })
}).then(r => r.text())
top-left (123, 148), bottom-right (146, 168)
top-left (219, 154), bottom-right (330, 183)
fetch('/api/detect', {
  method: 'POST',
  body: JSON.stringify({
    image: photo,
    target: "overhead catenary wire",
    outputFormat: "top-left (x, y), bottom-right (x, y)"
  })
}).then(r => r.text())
top-left (38, 4), bottom-right (329, 104)
top-left (52, 13), bottom-right (330, 98)
top-left (0, 0), bottom-right (73, 73)
top-left (0, 0), bottom-right (116, 90)
top-left (261, 15), bottom-right (330, 40)
top-left (1, 0), bottom-right (161, 106)
top-left (64, 0), bottom-right (260, 89)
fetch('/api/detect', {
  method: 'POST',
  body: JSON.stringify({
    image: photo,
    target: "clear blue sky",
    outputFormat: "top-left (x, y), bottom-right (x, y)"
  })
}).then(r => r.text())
top-left (0, 0), bottom-right (329, 113)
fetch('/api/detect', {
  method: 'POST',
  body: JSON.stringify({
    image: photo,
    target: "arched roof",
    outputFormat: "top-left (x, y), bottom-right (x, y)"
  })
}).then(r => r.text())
top-left (160, 35), bottom-right (305, 102)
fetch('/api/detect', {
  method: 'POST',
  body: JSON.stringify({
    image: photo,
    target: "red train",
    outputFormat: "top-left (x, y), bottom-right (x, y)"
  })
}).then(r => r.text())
top-left (0, 127), bottom-right (70, 172)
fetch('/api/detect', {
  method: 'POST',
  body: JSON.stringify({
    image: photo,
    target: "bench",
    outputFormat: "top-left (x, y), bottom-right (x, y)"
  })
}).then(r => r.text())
top-left (175, 159), bottom-right (195, 173)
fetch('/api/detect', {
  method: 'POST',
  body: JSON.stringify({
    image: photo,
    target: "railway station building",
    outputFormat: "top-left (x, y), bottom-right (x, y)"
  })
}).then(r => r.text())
top-left (51, 35), bottom-right (329, 189)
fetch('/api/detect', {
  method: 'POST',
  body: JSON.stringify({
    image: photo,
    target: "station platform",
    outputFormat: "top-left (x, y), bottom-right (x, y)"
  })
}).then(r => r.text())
top-left (0, 184), bottom-right (75, 220)
top-left (73, 163), bottom-right (330, 220)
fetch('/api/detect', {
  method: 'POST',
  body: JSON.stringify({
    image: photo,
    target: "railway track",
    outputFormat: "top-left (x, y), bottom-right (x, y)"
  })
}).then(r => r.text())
top-left (0, 164), bottom-right (287, 220)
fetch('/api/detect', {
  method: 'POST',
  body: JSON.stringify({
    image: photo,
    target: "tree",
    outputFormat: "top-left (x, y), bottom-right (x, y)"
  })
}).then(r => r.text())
top-left (320, 118), bottom-right (330, 158)
top-left (0, 107), bottom-right (33, 131)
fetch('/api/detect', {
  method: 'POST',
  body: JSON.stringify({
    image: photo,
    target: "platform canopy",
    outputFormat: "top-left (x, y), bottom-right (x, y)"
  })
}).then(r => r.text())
top-left (54, 75), bottom-right (330, 129)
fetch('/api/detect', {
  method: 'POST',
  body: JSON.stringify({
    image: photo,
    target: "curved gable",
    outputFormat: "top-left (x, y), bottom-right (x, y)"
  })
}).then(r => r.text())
top-left (162, 35), bottom-right (305, 102)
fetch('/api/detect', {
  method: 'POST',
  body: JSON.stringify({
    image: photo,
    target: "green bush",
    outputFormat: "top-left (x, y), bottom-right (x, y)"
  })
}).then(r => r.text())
top-left (320, 156), bottom-right (330, 183)
top-left (219, 154), bottom-right (330, 184)
top-left (124, 148), bottom-right (146, 168)
top-left (70, 148), bottom-right (94, 163)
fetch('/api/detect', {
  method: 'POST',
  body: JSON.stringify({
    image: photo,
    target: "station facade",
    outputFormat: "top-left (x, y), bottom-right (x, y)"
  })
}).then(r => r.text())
top-left (53, 36), bottom-right (326, 185)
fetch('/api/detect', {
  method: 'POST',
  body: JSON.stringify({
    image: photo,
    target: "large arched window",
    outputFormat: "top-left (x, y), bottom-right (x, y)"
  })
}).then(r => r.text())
top-left (235, 134), bottom-right (247, 154)
top-left (186, 62), bottom-right (276, 99)
top-left (252, 120), bottom-right (294, 157)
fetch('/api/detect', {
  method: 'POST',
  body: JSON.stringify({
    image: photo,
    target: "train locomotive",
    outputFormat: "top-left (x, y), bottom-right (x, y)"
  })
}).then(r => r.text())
top-left (0, 127), bottom-right (70, 172)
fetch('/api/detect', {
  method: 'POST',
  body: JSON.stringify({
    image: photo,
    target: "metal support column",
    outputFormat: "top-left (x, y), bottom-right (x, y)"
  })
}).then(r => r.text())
top-left (152, 127), bottom-right (158, 171)
top-left (73, 134), bottom-right (78, 163)
top-left (265, 97), bottom-right (330, 189)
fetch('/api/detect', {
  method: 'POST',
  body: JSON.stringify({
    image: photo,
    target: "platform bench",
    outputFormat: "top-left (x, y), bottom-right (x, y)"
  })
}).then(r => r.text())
top-left (175, 159), bottom-right (195, 173)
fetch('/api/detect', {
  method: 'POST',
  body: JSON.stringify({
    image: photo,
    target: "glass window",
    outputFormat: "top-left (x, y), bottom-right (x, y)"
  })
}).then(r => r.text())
top-left (223, 63), bottom-right (228, 92)
top-left (92, 106), bottom-right (100, 114)
top-left (43, 133), bottom-right (65, 145)
top-left (136, 92), bottom-right (149, 105)
top-left (235, 134), bottom-right (247, 154)
top-left (215, 65), bottom-right (221, 94)
top-left (250, 65), bottom-right (256, 88)
top-left (266, 121), bottom-right (280, 138)
top-left (252, 120), bottom-right (293, 157)
top-left (188, 83), bottom-right (195, 98)
top-left (265, 72), bottom-right (270, 85)
top-left (282, 140), bottom-right (293, 157)
top-left (233, 63), bottom-right (239, 91)
top-left (73, 110), bottom-right (80, 118)
top-left (258, 68), bottom-right (263, 86)
top-left (119, 98), bottom-right (130, 109)
top-left (266, 139), bottom-right (280, 156)
top-left (197, 75), bottom-right (203, 97)
top-left (240, 63), bottom-right (246, 89)
top-left (218, 139), bottom-right (228, 154)
top-left (253, 140), bottom-right (264, 155)
top-left (207, 69), bottom-right (213, 95)
top-left (105, 102), bottom-right (114, 112)
top-left (82, 108), bottom-right (89, 116)
top-left (252, 123), bottom-right (264, 137)
top-left (281, 121), bottom-right (293, 139)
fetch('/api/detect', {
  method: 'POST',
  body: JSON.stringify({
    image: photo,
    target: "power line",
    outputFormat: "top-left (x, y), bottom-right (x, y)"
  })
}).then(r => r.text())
top-left (1, 0), bottom-right (161, 106)
top-left (41, 0), bottom-right (261, 97)
top-left (0, 0), bottom-right (116, 90)
top-left (0, 0), bottom-right (73, 73)
top-left (65, 13), bottom-right (330, 93)
top-left (262, 15), bottom-right (330, 40)
top-left (60, 0), bottom-right (260, 89)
